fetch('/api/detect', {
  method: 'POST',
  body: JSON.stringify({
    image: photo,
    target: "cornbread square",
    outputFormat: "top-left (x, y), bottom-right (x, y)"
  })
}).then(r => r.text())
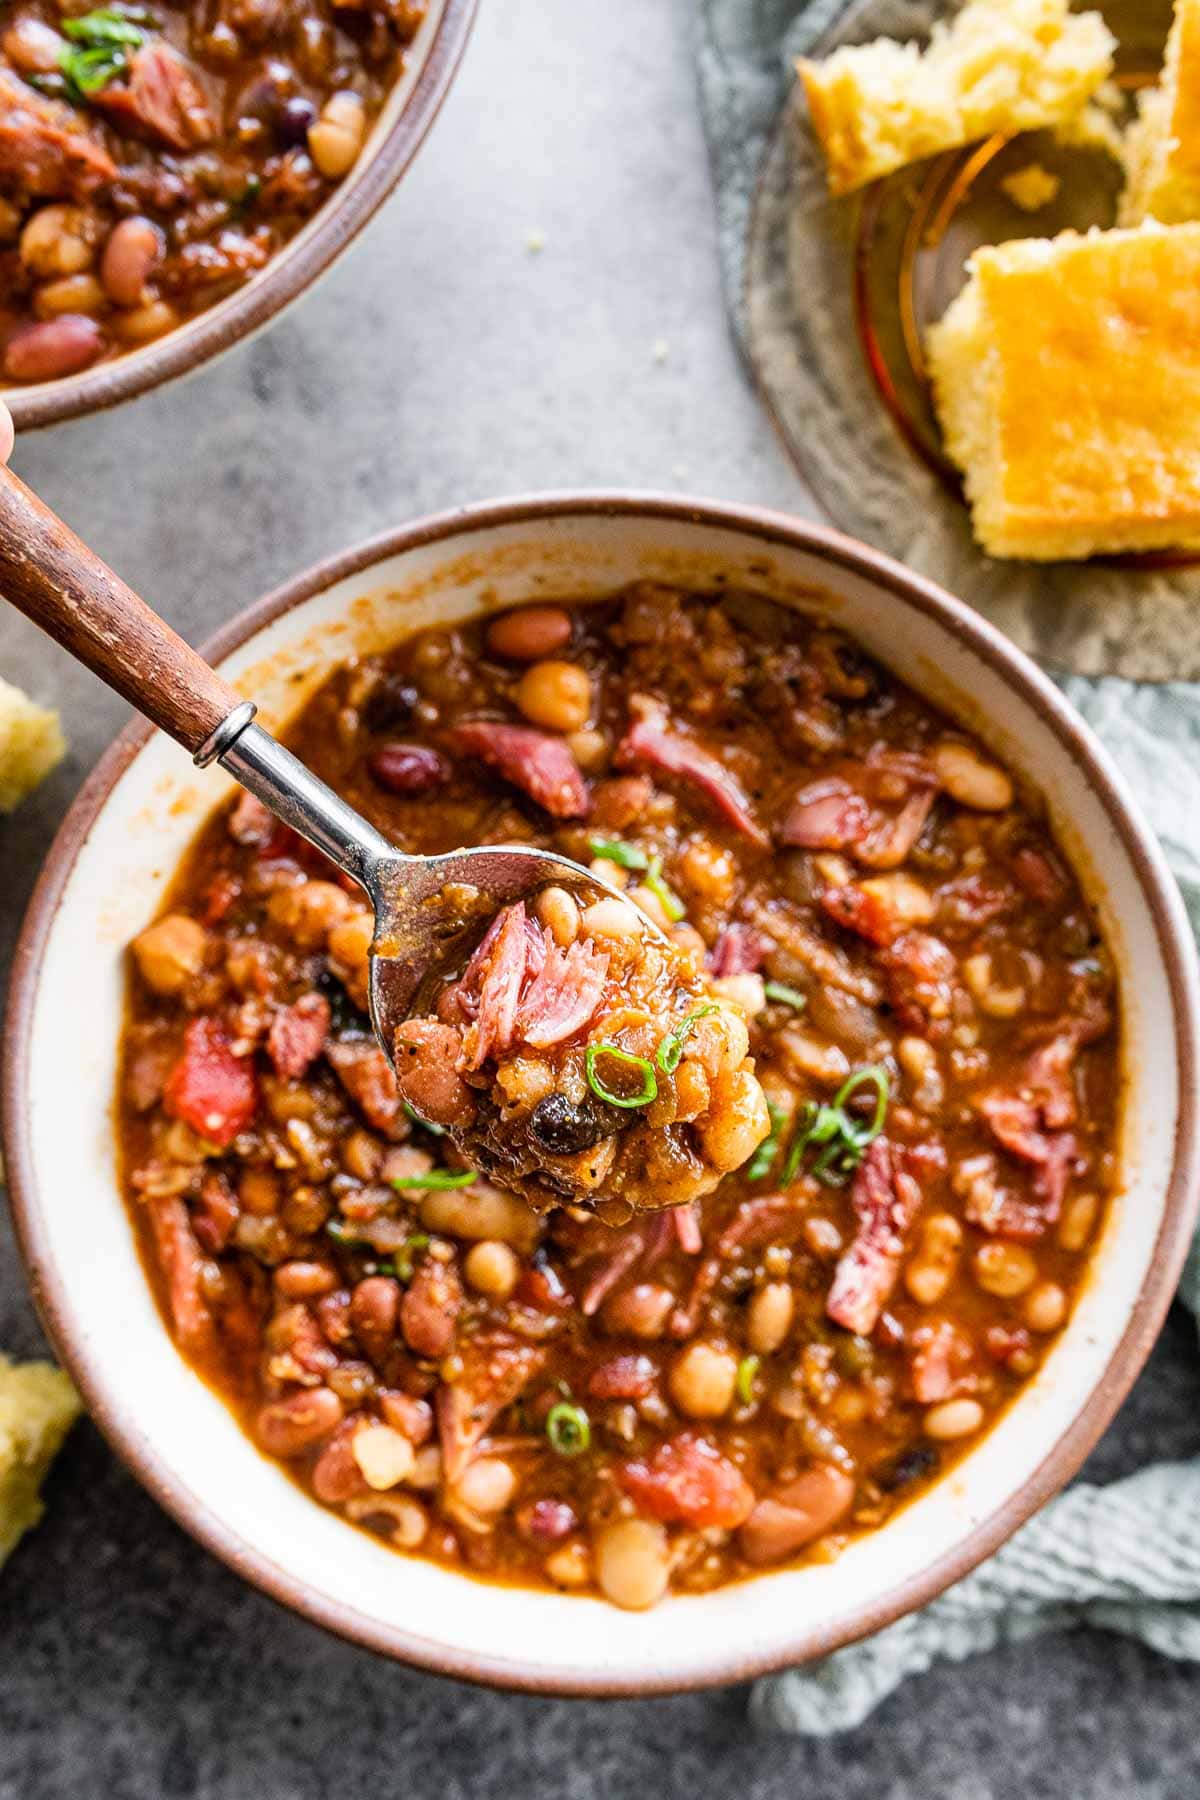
top-left (0, 1357), bottom-right (80, 1570)
top-left (0, 675), bottom-right (66, 813)
top-left (798, 0), bottom-right (1116, 197)
top-left (927, 224), bottom-right (1200, 560)
top-left (1120, 0), bottom-right (1200, 224)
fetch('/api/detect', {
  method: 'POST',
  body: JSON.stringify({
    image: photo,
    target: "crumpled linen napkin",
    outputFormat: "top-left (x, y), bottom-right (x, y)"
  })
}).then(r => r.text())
top-left (695, 0), bottom-right (1200, 1734)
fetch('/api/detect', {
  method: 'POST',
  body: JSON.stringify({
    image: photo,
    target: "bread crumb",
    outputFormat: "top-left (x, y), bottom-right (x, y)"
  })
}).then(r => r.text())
top-left (0, 1357), bottom-right (81, 1571)
top-left (999, 163), bottom-right (1061, 211)
top-left (0, 676), bottom-right (66, 814)
top-left (652, 338), bottom-right (670, 364)
top-left (526, 228), bottom-right (546, 253)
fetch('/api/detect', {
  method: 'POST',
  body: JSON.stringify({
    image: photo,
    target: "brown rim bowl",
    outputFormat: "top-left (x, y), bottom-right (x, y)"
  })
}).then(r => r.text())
top-left (2, 0), bottom-right (476, 431)
top-left (4, 492), bottom-right (1198, 1694)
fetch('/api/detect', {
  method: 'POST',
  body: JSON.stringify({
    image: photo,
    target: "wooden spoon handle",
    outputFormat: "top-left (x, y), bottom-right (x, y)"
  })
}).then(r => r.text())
top-left (0, 463), bottom-right (244, 756)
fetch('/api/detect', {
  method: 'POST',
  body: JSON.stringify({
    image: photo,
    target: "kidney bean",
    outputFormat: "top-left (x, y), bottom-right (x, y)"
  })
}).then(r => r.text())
top-left (738, 1464), bottom-right (855, 1566)
top-left (4, 315), bottom-right (104, 382)
top-left (100, 217), bottom-right (165, 308)
top-left (274, 1259), bottom-right (339, 1301)
top-left (378, 1389), bottom-right (433, 1446)
top-left (350, 1274), bottom-right (400, 1365)
top-left (366, 744), bottom-right (450, 795)
top-left (256, 1385), bottom-right (343, 1457)
top-left (316, 1286), bottom-right (354, 1349)
top-left (311, 1417), bottom-right (367, 1503)
top-left (485, 605), bottom-right (573, 662)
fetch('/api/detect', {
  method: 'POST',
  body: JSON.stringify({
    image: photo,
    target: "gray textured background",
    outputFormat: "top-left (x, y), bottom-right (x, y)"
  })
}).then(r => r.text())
top-left (2, 2), bottom-right (1199, 1794)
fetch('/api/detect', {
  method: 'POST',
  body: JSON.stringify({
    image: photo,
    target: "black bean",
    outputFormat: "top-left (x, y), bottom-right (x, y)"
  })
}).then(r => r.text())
top-left (363, 675), bottom-right (420, 733)
top-left (278, 95), bottom-right (318, 145)
top-left (528, 1091), bottom-right (615, 1156)
top-left (877, 1445), bottom-right (939, 1492)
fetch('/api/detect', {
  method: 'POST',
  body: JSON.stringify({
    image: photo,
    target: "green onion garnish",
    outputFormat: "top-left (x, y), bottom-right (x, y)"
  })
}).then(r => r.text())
top-left (736, 1354), bottom-right (760, 1406)
top-left (59, 8), bottom-right (146, 96)
top-left (783, 1064), bottom-right (890, 1188)
top-left (643, 855), bottom-right (686, 923)
top-left (394, 1232), bottom-right (430, 1283)
top-left (400, 1098), bottom-right (446, 1136)
top-left (585, 1042), bottom-right (658, 1108)
top-left (588, 837), bottom-right (649, 872)
top-left (763, 980), bottom-right (807, 1011)
top-left (390, 1168), bottom-right (476, 1190)
top-left (546, 1400), bottom-right (591, 1457)
top-left (655, 1002), bottom-right (721, 1075)
top-left (746, 1098), bottom-right (787, 1181)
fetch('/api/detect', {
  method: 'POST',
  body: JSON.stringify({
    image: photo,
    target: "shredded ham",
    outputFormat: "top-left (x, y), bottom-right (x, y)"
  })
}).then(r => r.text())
top-left (460, 903), bottom-right (531, 1070)
top-left (0, 69), bottom-right (117, 199)
top-left (437, 1339), bottom-right (546, 1481)
top-left (98, 42), bottom-right (216, 150)
top-left (779, 777), bottom-right (870, 850)
top-left (616, 696), bottom-right (767, 846)
top-left (450, 720), bottom-right (590, 819)
top-left (708, 922), bottom-right (765, 977)
top-left (515, 938), bottom-right (609, 1047)
top-left (826, 1138), bottom-right (922, 1336)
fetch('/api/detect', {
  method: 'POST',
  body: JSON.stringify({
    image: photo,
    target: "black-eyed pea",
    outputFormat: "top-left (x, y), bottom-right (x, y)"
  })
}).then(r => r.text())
top-left (308, 90), bottom-right (367, 177)
top-left (973, 1242), bottom-right (1037, 1298)
top-left (515, 659), bottom-right (592, 733)
top-left (592, 1518), bottom-right (670, 1610)
top-left (111, 298), bottom-right (180, 345)
top-left (931, 741), bottom-right (1014, 811)
top-left (100, 216), bottom-right (164, 307)
top-left (1024, 1281), bottom-right (1067, 1334)
top-left (924, 1397), bottom-right (984, 1441)
top-left (668, 1341), bottom-right (738, 1418)
top-left (131, 911), bottom-right (209, 995)
top-left (904, 1212), bottom-right (962, 1305)
top-left (346, 1490), bottom-right (428, 1546)
top-left (34, 273), bottom-right (107, 319)
top-left (1059, 1191), bottom-right (1098, 1252)
top-left (19, 204), bottom-right (99, 276)
top-left (962, 953), bottom-right (1025, 1019)
top-left (746, 1281), bottom-right (794, 1355)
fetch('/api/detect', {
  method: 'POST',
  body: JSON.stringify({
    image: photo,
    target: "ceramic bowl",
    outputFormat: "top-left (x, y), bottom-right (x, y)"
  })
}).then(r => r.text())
top-left (3, 0), bottom-right (476, 432)
top-left (4, 494), bottom-right (1198, 1693)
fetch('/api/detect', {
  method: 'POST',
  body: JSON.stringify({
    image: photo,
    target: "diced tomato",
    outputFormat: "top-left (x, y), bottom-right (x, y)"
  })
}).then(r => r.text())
top-left (163, 1016), bottom-right (258, 1146)
top-left (618, 1432), bottom-right (755, 1530)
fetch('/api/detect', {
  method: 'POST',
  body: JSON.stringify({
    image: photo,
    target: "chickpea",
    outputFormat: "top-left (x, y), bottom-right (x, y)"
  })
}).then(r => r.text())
top-left (328, 910), bottom-right (374, 1009)
top-left (669, 1341), bottom-right (739, 1418)
top-left (924, 1397), bottom-right (985, 1440)
top-left (308, 90), bottom-right (367, 178)
top-left (486, 605), bottom-right (573, 662)
top-left (1059, 1191), bottom-right (1099, 1252)
top-left (1024, 1281), bottom-right (1068, 1334)
top-left (514, 660), bottom-right (592, 734)
top-left (112, 299), bottom-right (180, 345)
top-left (464, 1239), bottom-right (519, 1299)
top-left (592, 1518), bottom-right (670, 1610)
top-left (746, 1282), bottom-right (795, 1356)
top-left (566, 727), bottom-right (609, 772)
top-left (904, 1212), bottom-right (963, 1305)
top-left (454, 1457), bottom-right (517, 1515)
top-left (267, 879), bottom-right (355, 948)
top-left (34, 273), bottom-right (107, 320)
top-left (677, 836), bottom-right (736, 906)
top-left (931, 741), bottom-right (1014, 811)
top-left (352, 1423), bottom-right (416, 1491)
top-left (544, 1540), bottom-right (592, 1588)
top-left (131, 912), bottom-right (208, 996)
top-left (973, 1242), bottom-right (1037, 1298)
top-left (698, 1066), bottom-right (771, 1173)
top-left (534, 884), bottom-right (579, 946)
top-left (20, 204), bottom-right (100, 277)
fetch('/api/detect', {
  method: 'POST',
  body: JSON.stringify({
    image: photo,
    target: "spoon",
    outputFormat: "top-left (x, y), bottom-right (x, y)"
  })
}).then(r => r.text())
top-left (0, 465), bottom-right (622, 1066)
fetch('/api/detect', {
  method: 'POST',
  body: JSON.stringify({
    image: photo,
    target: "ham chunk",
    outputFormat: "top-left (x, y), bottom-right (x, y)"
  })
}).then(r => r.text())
top-left (779, 777), bottom-right (870, 850)
top-left (0, 70), bottom-right (117, 200)
top-left (326, 1036), bottom-right (402, 1136)
top-left (145, 1193), bottom-right (216, 1357)
top-left (98, 43), bottom-right (216, 150)
top-left (267, 993), bottom-right (330, 1081)
top-left (618, 1432), bottom-right (755, 1530)
top-left (515, 937), bottom-right (608, 1047)
top-left (616, 696), bottom-right (767, 846)
top-left (450, 720), bottom-right (589, 819)
top-left (436, 1339), bottom-right (546, 1481)
top-left (826, 1137), bottom-right (922, 1336)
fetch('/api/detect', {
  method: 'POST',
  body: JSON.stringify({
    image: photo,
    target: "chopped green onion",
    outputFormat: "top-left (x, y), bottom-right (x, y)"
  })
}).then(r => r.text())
top-left (746, 1098), bottom-right (787, 1181)
top-left (783, 1064), bottom-right (890, 1188)
top-left (400, 1098), bottom-right (446, 1137)
top-left (644, 855), bottom-right (686, 923)
top-left (390, 1168), bottom-right (476, 1190)
top-left (59, 9), bottom-right (146, 96)
top-left (736, 1354), bottom-right (760, 1405)
top-left (62, 8), bottom-right (147, 44)
top-left (394, 1232), bottom-right (430, 1283)
top-left (585, 1042), bottom-right (658, 1108)
top-left (588, 836), bottom-right (649, 872)
top-left (655, 1002), bottom-right (721, 1075)
top-left (763, 980), bottom-right (807, 1011)
top-left (546, 1400), bottom-right (591, 1457)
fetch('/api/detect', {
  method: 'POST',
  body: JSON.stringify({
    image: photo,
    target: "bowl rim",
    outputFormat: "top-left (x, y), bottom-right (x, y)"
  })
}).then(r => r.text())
top-left (4, 490), bottom-right (1199, 1695)
top-left (3, 0), bottom-right (477, 432)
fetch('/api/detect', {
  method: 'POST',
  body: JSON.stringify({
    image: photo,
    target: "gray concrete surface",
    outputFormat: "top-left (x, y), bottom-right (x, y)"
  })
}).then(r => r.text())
top-left (1, 2), bottom-right (1199, 1795)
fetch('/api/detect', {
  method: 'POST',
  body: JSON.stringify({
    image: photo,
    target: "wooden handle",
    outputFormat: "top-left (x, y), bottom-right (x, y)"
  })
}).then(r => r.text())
top-left (0, 464), bottom-right (244, 756)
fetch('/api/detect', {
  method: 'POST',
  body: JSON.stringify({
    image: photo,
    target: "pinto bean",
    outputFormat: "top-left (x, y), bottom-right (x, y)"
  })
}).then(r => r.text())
top-left (350, 1274), bottom-right (400, 1363)
top-left (4, 314), bottom-right (105, 382)
top-left (275, 1260), bottom-right (339, 1300)
top-left (100, 217), bottom-right (165, 307)
top-left (739, 1465), bottom-right (855, 1566)
top-left (400, 1254), bottom-right (462, 1358)
top-left (485, 605), bottom-right (573, 662)
top-left (34, 274), bottom-right (106, 319)
top-left (256, 1386), bottom-right (343, 1457)
top-left (311, 1418), bottom-right (367, 1503)
top-left (391, 1020), bottom-right (477, 1129)
top-left (601, 1281), bottom-right (674, 1340)
top-left (378, 1390), bottom-right (433, 1445)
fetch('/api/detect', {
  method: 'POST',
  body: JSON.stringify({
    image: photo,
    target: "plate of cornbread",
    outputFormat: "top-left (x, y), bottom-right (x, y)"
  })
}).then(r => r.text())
top-left (746, 0), bottom-right (1200, 680)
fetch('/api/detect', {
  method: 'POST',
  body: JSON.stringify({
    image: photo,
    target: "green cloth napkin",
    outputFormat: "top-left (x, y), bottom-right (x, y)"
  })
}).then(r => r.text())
top-left (695, 0), bottom-right (1200, 1735)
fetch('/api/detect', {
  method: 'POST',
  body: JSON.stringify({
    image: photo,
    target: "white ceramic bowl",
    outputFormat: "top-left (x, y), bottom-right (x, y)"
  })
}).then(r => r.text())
top-left (5, 494), bottom-right (1198, 1693)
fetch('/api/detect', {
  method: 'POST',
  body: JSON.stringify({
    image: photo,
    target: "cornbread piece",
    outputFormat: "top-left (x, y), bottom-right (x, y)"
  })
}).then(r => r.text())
top-left (1120, 0), bottom-right (1200, 224)
top-left (0, 676), bottom-right (67, 813)
top-left (927, 224), bottom-right (1200, 560)
top-left (999, 162), bottom-right (1062, 211)
top-left (799, 0), bottom-right (1116, 196)
top-left (0, 1357), bottom-right (81, 1570)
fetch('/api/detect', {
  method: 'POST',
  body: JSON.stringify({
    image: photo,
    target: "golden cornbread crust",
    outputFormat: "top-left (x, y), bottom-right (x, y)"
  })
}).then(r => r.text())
top-left (1120, 0), bottom-right (1200, 225)
top-left (0, 1357), bottom-right (81, 1570)
top-left (0, 676), bottom-right (67, 815)
top-left (927, 224), bottom-right (1200, 561)
top-left (798, 0), bottom-right (1115, 197)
